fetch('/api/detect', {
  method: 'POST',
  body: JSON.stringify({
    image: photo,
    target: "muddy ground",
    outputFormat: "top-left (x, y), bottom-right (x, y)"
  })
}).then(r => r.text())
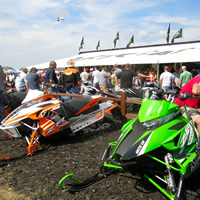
top-left (0, 117), bottom-right (200, 200)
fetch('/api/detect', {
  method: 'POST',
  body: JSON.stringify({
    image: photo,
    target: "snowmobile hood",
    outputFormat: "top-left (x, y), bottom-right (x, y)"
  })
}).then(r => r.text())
top-left (113, 117), bottom-right (190, 161)
top-left (2, 98), bottom-right (60, 125)
top-left (138, 98), bottom-right (179, 123)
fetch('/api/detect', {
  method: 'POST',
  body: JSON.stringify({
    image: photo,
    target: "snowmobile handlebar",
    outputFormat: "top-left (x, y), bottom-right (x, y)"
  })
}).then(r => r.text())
top-left (178, 92), bottom-right (200, 101)
top-left (44, 83), bottom-right (64, 89)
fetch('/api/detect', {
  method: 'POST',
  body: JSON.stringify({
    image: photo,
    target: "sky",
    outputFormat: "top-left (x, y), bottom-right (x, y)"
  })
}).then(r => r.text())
top-left (1, 0), bottom-right (200, 69)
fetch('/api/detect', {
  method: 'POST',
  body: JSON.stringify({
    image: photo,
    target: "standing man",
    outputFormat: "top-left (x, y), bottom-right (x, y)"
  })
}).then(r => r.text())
top-left (113, 64), bottom-right (121, 91)
top-left (44, 61), bottom-right (58, 86)
top-left (0, 65), bottom-right (5, 122)
top-left (88, 68), bottom-right (94, 84)
top-left (15, 67), bottom-right (28, 92)
top-left (92, 66), bottom-right (100, 89)
top-left (44, 61), bottom-right (62, 100)
top-left (160, 66), bottom-right (176, 92)
top-left (99, 67), bottom-right (109, 93)
top-left (26, 67), bottom-right (41, 91)
top-left (173, 66), bottom-right (180, 79)
top-left (160, 66), bottom-right (176, 99)
top-left (44, 61), bottom-right (58, 92)
top-left (119, 63), bottom-right (149, 89)
top-left (80, 68), bottom-right (89, 83)
top-left (59, 59), bottom-right (81, 100)
top-left (179, 66), bottom-right (192, 88)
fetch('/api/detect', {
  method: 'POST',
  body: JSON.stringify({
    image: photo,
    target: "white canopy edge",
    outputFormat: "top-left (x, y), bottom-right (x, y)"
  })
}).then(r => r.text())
top-left (27, 41), bottom-right (200, 70)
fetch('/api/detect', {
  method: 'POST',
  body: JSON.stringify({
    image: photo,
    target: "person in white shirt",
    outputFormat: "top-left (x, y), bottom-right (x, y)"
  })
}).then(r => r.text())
top-left (160, 66), bottom-right (176, 99)
top-left (8, 72), bottom-right (16, 88)
top-left (80, 68), bottom-right (89, 83)
top-left (92, 66), bottom-right (100, 89)
top-left (15, 67), bottom-right (28, 92)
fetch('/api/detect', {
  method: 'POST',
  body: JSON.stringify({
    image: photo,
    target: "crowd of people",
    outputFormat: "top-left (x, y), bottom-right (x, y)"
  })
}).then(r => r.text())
top-left (0, 62), bottom-right (200, 133)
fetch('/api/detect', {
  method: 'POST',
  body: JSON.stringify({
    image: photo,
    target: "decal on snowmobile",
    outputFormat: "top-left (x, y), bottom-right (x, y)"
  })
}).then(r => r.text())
top-left (56, 117), bottom-right (69, 126)
top-left (180, 123), bottom-right (194, 147)
top-left (46, 125), bottom-right (56, 135)
top-left (135, 140), bottom-right (145, 154)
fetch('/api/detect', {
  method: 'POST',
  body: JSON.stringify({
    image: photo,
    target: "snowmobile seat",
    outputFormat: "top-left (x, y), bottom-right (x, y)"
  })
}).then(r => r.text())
top-left (61, 96), bottom-right (99, 119)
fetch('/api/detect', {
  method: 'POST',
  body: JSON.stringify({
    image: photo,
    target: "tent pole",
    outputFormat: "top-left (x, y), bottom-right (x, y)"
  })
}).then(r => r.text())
top-left (157, 61), bottom-right (160, 87)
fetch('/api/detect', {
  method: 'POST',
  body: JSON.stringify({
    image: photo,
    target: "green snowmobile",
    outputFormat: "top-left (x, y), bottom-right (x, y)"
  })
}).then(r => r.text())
top-left (58, 92), bottom-right (200, 200)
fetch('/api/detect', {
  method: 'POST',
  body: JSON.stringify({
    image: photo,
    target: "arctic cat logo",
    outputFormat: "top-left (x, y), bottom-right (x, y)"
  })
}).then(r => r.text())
top-left (136, 140), bottom-right (145, 154)
top-left (46, 125), bottom-right (56, 135)
top-left (51, 105), bottom-right (60, 110)
top-left (56, 117), bottom-right (68, 126)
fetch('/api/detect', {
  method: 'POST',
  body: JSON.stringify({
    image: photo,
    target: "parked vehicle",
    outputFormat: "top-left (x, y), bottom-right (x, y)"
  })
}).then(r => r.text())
top-left (0, 84), bottom-right (118, 155)
top-left (58, 92), bottom-right (200, 200)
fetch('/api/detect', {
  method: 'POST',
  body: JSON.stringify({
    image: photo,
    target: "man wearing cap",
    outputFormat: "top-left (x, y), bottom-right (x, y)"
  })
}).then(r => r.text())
top-left (26, 67), bottom-right (41, 90)
top-left (15, 67), bottom-right (28, 92)
top-left (179, 66), bottom-right (192, 88)
top-left (59, 59), bottom-right (81, 100)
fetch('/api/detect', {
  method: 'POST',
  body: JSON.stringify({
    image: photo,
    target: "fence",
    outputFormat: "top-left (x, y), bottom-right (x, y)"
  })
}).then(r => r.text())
top-left (52, 91), bottom-right (142, 122)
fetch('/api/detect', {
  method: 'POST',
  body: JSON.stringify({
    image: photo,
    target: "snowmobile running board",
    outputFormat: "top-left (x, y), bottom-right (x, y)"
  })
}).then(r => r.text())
top-left (58, 168), bottom-right (119, 192)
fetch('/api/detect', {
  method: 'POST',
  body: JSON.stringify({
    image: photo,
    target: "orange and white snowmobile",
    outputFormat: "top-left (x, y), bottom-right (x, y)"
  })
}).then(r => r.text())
top-left (0, 85), bottom-right (118, 155)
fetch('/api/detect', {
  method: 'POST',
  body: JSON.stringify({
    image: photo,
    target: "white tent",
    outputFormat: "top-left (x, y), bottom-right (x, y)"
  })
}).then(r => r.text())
top-left (27, 41), bottom-right (200, 70)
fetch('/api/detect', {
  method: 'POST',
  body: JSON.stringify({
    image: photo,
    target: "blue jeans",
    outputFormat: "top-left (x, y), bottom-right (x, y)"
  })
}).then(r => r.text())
top-left (52, 88), bottom-right (63, 101)
top-left (65, 87), bottom-right (80, 100)
top-left (0, 90), bottom-right (5, 122)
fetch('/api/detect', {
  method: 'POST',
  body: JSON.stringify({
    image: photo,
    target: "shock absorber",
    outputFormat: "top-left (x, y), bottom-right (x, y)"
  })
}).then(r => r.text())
top-left (164, 153), bottom-right (177, 193)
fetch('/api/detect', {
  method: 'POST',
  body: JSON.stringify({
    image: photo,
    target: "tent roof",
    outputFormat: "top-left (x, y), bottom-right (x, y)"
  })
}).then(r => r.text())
top-left (27, 40), bottom-right (200, 70)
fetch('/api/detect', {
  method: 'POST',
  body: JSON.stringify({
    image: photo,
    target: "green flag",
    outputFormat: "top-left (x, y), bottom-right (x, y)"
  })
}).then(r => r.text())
top-left (166, 23), bottom-right (171, 43)
top-left (171, 28), bottom-right (182, 43)
top-left (126, 35), bottom-right (134, 48)
top-left (79, 37), bottom-right (84, 51)
top-left (113, 32), bottom-right (119, 48)
top-left (96, 40), bottom-right (100, 50)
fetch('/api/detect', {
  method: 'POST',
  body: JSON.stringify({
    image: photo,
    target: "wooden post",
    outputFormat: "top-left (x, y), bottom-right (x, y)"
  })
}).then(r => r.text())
top-left (121, 91), bottom-right (127, 123)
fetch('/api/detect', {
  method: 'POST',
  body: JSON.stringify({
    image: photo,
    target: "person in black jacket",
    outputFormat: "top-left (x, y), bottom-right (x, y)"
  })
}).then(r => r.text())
top-left (119, 63), bottom-right (149, 89)
top-left (59, 59), bottom-right (81, 100)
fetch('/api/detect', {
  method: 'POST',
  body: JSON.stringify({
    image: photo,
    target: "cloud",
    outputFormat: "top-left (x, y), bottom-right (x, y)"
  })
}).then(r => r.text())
top-left (1, 0), bottom-right (200, 68)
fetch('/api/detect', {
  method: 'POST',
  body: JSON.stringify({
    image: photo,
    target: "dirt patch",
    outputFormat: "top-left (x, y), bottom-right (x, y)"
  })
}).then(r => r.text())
top-left (0, 118), bottom-right (200, 200)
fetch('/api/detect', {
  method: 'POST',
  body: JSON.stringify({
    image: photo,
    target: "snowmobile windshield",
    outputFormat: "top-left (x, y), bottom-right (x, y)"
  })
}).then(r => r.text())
top-left (21, 97), bottom-right (44, 109)
top-left (138, 98), bottom-right (179, 123)
top-left (141, 112), bottom-right (177, 129)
